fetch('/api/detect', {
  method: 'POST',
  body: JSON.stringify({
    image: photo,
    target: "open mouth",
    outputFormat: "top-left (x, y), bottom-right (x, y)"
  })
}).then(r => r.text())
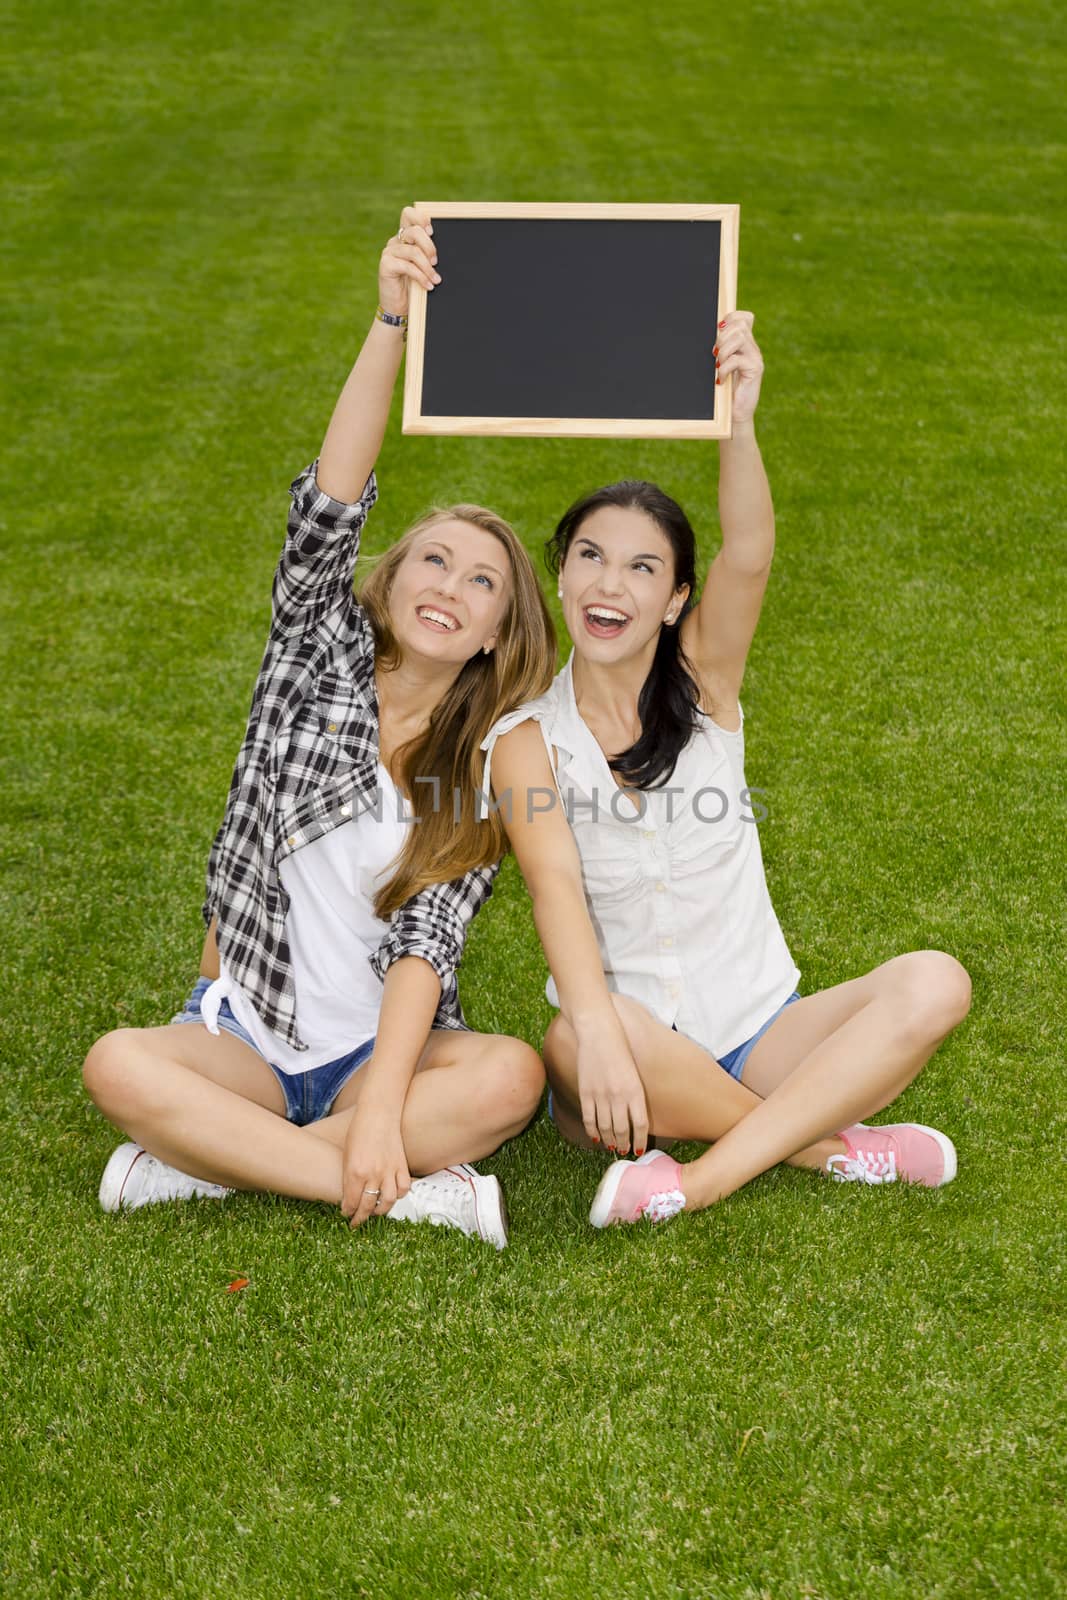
top-left (582, 605), bottom-right (631, 639)
top-left (416, 606), bottom-right (460, 633)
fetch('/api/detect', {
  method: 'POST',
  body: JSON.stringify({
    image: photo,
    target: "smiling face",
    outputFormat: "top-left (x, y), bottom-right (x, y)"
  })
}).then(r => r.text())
top-left (559, 505), bottom-right (690, 664)
top-left (385, 517), bottom-right (512, 666)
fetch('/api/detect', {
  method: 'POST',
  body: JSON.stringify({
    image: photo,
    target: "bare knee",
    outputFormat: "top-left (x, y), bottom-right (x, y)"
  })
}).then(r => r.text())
top-left (508, 1040), bottom-right (547, 1119)
top-left (543, 1012), bottom-right (576, 1080)
top-left (83, 1028), bottom-right (158, 1119)
top-left (882, 951), bottom-right (972, 1042)
top-left (544, 996), bottom-right (653, 1086)
top-left (473, 1037), bottom-right (545, 1134)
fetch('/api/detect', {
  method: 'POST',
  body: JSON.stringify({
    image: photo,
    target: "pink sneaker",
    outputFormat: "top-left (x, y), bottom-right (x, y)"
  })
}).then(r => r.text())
top-left (589, 1150), bottom-right (687, 1228)
top-left (829, 1123), bottom-right (957, 1188)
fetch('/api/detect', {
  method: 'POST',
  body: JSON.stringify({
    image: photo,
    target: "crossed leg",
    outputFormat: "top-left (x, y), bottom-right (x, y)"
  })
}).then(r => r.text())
top-left (545, 950), bottom-right (971, 1209)
top-left (83, 1022), bottom-right (544, 1206)
top-left (544, 1005), bottom-right (841, 1170)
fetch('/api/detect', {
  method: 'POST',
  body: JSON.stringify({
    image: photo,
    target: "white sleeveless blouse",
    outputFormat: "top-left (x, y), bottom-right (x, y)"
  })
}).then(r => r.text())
top-left (482, 656), bottom-right (800, 1060)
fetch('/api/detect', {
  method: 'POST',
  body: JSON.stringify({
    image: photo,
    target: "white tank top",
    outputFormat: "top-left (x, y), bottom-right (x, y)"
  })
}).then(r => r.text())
top-left (482, 657), bottom-right (800, 1059)
top-left (202, 764), bottom-right (409, 1071)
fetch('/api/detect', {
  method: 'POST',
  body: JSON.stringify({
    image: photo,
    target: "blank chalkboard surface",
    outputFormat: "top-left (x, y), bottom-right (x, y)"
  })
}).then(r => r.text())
top-left (402, 202), bottom-right (738, 440)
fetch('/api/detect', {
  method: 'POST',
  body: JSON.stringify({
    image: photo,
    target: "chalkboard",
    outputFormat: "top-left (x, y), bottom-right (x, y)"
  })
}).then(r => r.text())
top-left (402, 202), bottom-right (739, 440)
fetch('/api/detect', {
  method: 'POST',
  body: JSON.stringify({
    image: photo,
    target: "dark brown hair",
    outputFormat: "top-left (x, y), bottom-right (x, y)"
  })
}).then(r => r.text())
top-left (546, 480), bottom-right (700, 788)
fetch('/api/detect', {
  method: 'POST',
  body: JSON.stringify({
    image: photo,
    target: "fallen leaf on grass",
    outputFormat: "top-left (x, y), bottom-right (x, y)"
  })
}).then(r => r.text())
top-left (226, 1277), bottom-right (250, 1293)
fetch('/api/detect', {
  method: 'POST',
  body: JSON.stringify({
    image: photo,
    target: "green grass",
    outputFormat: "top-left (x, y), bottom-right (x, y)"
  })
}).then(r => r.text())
top-left (2, 1), bottom-right (1065, 1594)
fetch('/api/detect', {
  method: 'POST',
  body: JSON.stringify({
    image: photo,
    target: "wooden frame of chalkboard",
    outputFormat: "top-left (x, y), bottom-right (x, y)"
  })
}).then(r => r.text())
top-left (401, 201), bottom-right (739, 440)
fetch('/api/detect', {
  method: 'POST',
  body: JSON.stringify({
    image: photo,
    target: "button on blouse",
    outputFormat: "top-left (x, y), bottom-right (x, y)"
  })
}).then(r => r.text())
top-left (482, 656), bottom-right (800, 1060)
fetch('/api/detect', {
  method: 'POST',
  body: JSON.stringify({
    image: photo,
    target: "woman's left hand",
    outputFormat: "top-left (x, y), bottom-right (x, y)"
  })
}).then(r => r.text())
top-left (715, 311), bottom-right (764, 425)
top-left (378, 204), bottom-right (440, 319)
top-left (340, 1103), bottom-right (411, 1228)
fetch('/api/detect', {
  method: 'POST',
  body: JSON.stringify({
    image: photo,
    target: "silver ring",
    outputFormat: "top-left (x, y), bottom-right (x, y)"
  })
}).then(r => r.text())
top-left (363, 1187), bottom-right (381, 1195)
top-left (396, 227), bottom-right (407, 245)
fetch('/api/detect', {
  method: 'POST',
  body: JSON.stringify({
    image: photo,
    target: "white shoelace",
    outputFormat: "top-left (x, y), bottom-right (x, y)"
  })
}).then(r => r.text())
top-left (826, 1149), bottom-right (898, 1185)
top-left (642, 1188), bottom-right (686, 1222)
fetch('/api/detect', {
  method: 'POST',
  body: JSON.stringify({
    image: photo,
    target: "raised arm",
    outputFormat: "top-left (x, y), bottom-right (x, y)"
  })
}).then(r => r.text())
top-left (316, 204), bottom-right (441, 503)
top-left (491, 721), bottom-right (650, 1157)
top-left (681, 311), bottom-right (773, 717)
top-left (268, 207), bottom-right (442, 639)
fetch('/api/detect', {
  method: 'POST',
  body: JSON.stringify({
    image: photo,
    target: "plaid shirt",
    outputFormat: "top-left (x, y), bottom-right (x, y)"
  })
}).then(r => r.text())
top-left (203, 462), bottom-right (498, 1052)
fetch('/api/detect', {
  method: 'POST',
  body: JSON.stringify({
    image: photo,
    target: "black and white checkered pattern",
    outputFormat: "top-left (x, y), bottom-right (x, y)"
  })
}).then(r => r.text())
top-left (202, 462), bottom-right (497, 1052)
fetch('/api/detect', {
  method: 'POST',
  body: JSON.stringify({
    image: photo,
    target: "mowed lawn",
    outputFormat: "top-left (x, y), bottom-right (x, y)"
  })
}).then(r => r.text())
top-left (2, 2), bottom-right (1064, 1595)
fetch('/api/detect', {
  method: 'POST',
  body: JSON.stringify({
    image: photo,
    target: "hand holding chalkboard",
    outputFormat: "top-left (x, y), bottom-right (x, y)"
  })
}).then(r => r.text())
top-left (402, 202), bottom-right (739, 440)
top-left (715, 311), bottom-right (763, 426)
top-left (378, 204), bottom-right (439, 318)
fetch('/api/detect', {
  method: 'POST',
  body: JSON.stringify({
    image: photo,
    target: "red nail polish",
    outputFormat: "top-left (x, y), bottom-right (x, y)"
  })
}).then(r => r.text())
top-left (713, 345), bottom-right (719, 355)
top-left (592, 1136), bottom-right (600, 1144)
top-left (635, 1148), bottom-right (645, 1157)
top-left (716, 377), bottom-right (722, 385)
top-left (718, 319), bottom-right (727, 329)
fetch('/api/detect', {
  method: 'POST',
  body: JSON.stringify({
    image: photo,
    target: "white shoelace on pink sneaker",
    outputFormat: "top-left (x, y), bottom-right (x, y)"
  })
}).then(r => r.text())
top-left (826, 1149), bottom-right (898, 1185)
top-left (643, 1188), bottom-right (686, 1221)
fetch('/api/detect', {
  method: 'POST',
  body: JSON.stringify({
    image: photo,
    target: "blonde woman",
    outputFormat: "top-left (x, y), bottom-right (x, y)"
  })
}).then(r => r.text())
top-left (83, 206), bottom-right (555, 1247)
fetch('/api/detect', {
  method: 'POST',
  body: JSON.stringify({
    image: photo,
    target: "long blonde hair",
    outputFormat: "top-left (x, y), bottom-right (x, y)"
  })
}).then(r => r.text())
top-left (359, 505), bottom-right (556, 917)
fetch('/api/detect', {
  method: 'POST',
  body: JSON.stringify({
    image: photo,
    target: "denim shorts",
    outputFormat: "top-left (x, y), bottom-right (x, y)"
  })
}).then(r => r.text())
top-left (717, 989), bottom-right (801, 1081)
top-left (173, 977), bottom-right (375, 1126)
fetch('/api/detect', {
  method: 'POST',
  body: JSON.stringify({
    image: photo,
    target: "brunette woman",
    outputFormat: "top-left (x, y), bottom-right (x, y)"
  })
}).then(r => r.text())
top-left (484, 312), bottom-right (970, 1227)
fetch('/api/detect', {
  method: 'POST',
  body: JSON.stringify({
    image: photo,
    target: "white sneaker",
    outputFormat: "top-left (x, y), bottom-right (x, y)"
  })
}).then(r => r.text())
top-left (98, 1142), bottom-right (232, 1212)
top-left (386, 1164), bottom-right (508, 1250)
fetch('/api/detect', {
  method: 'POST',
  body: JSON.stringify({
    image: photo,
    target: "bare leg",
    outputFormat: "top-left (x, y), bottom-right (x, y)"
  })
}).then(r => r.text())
top-left (301, 1028), bottom-right (543, 1169)
top-left (678, 951), bottom-right (971, 1209)
top-left (543, 1001), bottom-right (841, 1171)
top-left (83, 1023), bottom-right (543, 1200)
